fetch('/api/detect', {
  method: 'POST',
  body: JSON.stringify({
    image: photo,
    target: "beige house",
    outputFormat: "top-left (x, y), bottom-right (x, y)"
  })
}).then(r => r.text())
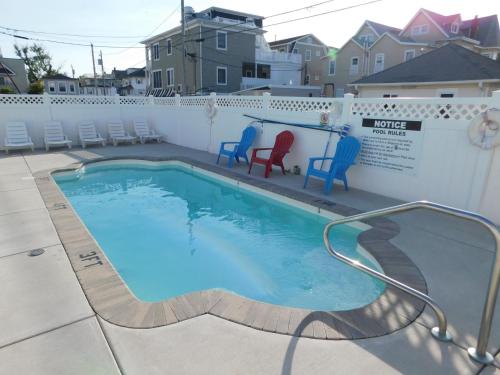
top-left (268, 34), bottom-right (328, 87)
top-left (350, 44), bottom-right (500, 98)
top-left (333, 8), bottom-right (500, 96)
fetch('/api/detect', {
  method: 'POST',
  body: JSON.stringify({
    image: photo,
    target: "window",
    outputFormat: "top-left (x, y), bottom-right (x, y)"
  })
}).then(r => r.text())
top-left (69, 83), bottom-right (75, 93)
top-left (217, 66), bottom-right (227, 85)
top-left (152, 70), bottom-right (162, 88)
top-left (0, 77), bottom-right (5, 85)
top-left (314, 74), bottom-right (319, 81)
top-left (216, 31), bottom-right (227, 50)
top-left (451, 22), bottom-right (459, 34)
top-left (304, 74), bottom-right (310, 85)
top-left (315, 50), bottom-right (321, 57)
top-left (374, 53), bottom-right (385, 73)
top-left (383, 94), bottom-right (398, 98)
top-left (359, 34), bottom-right (374, 45)
top-left (58, 82), bottom-right (67, 93)
top-left (49, 82), bottom-right (55, 92)
top-left (404, 49), bottom-right (416, 61)
top-left (328, 60), bottom-right (336, 75)
top-left (305, 49), bottom-right (311, 61)
top-left (166, 68), bottom-right (174, 87)
top-left (411, 24), bottom-right (429, 36)
top-left (350, 57), bottom-right (359, 75)
top-left (153, 43), bottom-right (160, 61)
top-left (166, 39), bottom-right (172, 55)
top-left (137, 79), bottom-right (142, 84)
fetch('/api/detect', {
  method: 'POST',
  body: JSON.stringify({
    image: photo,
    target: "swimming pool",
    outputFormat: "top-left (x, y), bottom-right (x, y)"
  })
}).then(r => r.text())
top-left (54, 161), bottom-right (385, 311)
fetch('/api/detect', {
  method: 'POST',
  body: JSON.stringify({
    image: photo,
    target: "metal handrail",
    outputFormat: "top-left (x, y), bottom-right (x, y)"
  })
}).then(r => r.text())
top-left (323, 201), bottom-right (500, 365)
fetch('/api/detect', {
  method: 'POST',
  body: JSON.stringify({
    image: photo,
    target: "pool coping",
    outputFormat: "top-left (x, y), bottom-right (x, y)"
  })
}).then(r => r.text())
top-left (34, 156), bottom-right (428, 340)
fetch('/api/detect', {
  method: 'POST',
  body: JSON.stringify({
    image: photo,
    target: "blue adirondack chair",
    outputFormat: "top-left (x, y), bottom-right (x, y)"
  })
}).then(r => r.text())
top-left (303, 136), bottom-right (361, 194)
top-left (217, 126), bottom-right (257, 167)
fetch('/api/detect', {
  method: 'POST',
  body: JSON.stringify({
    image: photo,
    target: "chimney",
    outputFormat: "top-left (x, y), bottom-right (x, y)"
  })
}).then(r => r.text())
top-left (470, 15), bottom-right (479, 40)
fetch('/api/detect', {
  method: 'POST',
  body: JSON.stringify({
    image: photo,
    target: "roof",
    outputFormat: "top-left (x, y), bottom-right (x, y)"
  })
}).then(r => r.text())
top-left (366, 20), bottom-right (401, 36)
top-left (423, 9), bottom-right (460, 34)
top-left (198, 6), bottom-right (264, 20)
top-left (42, 73), bottom-right (76, 80)
top-left (127, 68), bottom-right (145, 78)
top-left (352, 44), bottom-right (500, 85)
top-left (269, 34), bottom-right (309, 46)
top-left (460, 15), bottom-right (500, 47)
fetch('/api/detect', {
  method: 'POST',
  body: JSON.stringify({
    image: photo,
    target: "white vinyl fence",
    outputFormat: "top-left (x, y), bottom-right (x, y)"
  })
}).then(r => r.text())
top-left (1, 92), bottom-right (499, 224)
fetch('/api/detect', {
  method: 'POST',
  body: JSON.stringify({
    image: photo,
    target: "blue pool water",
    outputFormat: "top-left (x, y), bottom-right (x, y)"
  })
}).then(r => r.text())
top-left (54, 162), bottom-right (385, 311)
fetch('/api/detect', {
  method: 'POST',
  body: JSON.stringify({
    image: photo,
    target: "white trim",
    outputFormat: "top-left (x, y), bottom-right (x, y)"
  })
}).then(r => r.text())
top-left (216, 30), bottom-right (227, 50)
top-left (153, 43), bottom-right (160, 61)
top-left (404, 49), bottom-right (416, 61)
top-left (368, 32), bottom-right (428, 49)
top-left (152, 69), bottom-right (162, 89)
top-left (350, 56), bottom-right (360, 75)
top-left (328, 60), bottom-right (336, 76)
top-left (305, 49), bottom-right (312, 61)
top-left (436, 88), bottom-right (458, 97)
top-left (336, 37), bottom-right (366, 54)
top-left (451, 22), bottom-right (459, 34)
top-left (216, 66), bottom-right (227, 86)
top-left (199, 25), bottom-right (203, 92)
top-left (166, 39), bottom-right (172, 55)
top-left (166, 68), bottom-right (174, 87)
top-left (399, 8), bottom-right (449, 38)
top-left (374, 53), bottom-right (385, 73)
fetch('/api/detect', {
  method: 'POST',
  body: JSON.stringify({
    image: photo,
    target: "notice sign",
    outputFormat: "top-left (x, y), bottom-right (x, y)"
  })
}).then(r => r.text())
top-left (358, 118), bottom-right (424, 175)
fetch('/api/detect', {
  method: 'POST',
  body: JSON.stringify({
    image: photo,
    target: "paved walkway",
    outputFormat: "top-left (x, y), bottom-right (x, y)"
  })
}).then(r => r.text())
top-left (0, 143), bottom-right (498, 374)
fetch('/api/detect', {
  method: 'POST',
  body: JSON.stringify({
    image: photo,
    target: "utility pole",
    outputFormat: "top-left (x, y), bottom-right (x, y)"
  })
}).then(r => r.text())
top-left (91, 43), bottom-right (98, 96)
top-left (181, 0), bottom-right (186, 96)
top-left (99, 50), bottom-right (105, 95)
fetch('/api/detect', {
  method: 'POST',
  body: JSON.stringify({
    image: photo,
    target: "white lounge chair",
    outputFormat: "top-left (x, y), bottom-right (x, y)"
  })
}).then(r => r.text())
top-left (78, 121), bottom-right (106, 149)
top-left (4, 122), bottom-right (34, 154)
top-left (108, 121), bottom-right (136, 146)
top-left (44, 121), bottom-right (72, 151)
top-left (133, 119), bottom-right (162, 144)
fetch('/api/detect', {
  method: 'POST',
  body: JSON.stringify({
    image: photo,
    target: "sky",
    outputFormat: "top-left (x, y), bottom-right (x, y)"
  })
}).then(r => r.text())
top-left (0, 0), bottom-right (497, 77)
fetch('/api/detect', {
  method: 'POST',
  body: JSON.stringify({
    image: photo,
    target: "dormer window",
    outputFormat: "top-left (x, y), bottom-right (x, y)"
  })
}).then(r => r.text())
top-left (359, 34), bottom-right (374, 44)
top-left (451, 22), bottom-right (459, 34)
top-left (411, 24), bottom-right (429, 36)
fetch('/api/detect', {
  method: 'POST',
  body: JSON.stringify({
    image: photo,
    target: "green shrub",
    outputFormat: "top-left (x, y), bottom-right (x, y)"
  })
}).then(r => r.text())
top-left (28, 81), bottom-right (44, 94)
top-left (0, 86), bottom-right (15, 94)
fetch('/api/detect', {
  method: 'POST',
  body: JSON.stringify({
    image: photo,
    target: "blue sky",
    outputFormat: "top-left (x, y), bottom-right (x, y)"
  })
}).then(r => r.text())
top-left (0, 0), bottom-right (496, 77)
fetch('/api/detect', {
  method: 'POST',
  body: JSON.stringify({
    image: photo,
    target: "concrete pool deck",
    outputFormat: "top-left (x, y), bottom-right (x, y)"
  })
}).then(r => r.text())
top-left (0, 142), bottom-right (499, 374)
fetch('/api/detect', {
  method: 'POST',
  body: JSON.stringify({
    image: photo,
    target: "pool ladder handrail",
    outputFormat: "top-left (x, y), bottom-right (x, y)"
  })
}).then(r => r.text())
top-left (323, 200), bottom-right (500, 365)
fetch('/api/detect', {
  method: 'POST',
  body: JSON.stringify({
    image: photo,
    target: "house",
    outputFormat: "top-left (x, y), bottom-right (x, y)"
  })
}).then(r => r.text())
top-left (239, 35), bottom-right (302, 91)
top-left (320, 47), bottom-right (338, 96)
top-left (232, 84), bottom-right (322, 97)
top-left (141, 6), bottom-right (266, 94)
top-left (79, 74), bottom-right (118, 96)
top-left (113, 68), bottom-right (147, 96)
top-left (268, 34), bottom-right (329, 87)
top-left (0, 53), bottom-right (29, 93)
top-left (333, 9), bottom-right (500, 96)
top-left (41, 73), bottom-right (79, 95)
top-left (350, 44), bottom-right (500, 97)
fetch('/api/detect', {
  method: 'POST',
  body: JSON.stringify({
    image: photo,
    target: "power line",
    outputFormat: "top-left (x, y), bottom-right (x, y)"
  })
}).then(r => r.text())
top-left (0, 25), bottom-right (147, 39)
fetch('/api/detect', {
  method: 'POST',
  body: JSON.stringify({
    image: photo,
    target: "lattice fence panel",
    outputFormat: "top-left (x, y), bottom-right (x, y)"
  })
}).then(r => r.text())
top-left (269, 98), bottom-right (336, 112)
top-left (0, 95), bottom-right (45, 105)
top-left (49, 96), bottom-right (116, 105)
top-left (351, 102), bottom-right (489, 121)
top-left (119, 97), bottom-right (149, 105)
top-left (216, 96), bottom-right (263, 109)
top-left (180, 97), bottom-right (208, 107)
top-left (153, 97), bottom-right (176, 106)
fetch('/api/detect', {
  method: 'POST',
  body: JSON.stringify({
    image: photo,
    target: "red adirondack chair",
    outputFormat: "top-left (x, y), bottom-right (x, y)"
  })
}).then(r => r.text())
top-left (248, 131), bottom-right (294, 178)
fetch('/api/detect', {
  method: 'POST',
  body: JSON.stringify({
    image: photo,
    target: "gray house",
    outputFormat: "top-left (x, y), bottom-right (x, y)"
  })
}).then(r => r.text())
top-left (41, 73), bottom-right (79, 95)
top-left (0, 56), bottom-right (29, 93)
top-left (142, 6), bottom-right (265, 94)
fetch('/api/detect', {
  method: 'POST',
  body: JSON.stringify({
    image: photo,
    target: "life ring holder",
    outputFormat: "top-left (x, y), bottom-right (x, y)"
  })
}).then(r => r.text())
top-left (468, 108), bottom-right (500, 149)
top-left (204, 96), bottom-right (218, 120)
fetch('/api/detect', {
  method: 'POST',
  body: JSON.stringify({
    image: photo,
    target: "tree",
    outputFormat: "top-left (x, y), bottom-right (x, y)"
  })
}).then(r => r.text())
top-left (14, 43), bottom-right (60, 83)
